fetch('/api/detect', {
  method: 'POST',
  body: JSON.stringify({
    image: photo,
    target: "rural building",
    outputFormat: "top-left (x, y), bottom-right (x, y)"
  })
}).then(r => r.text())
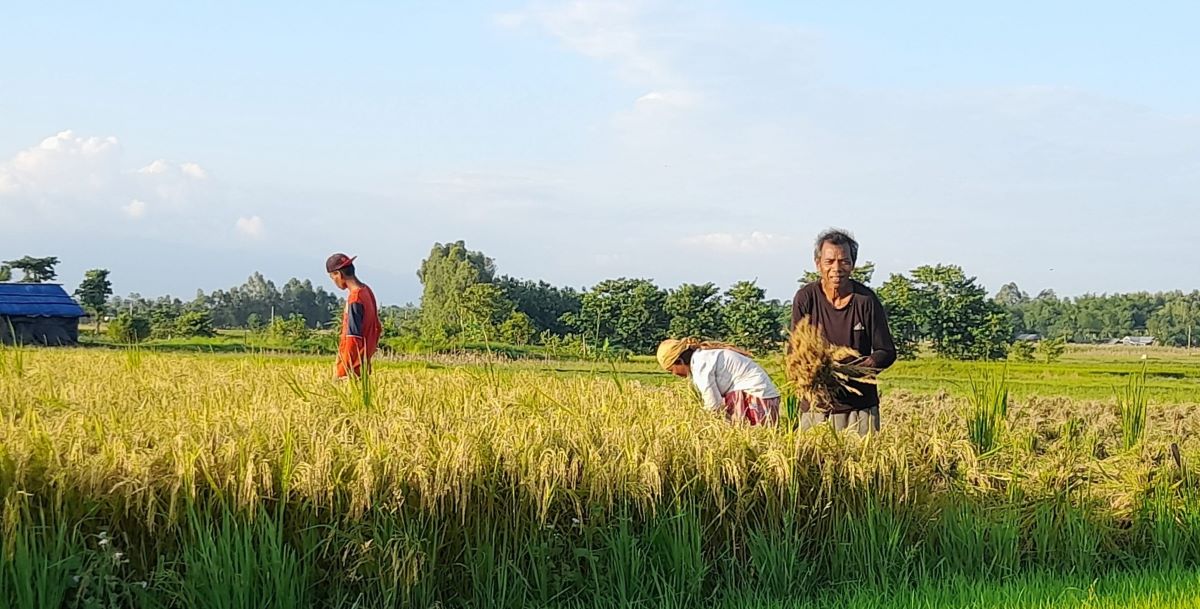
top-left (1118, 336), bottom-right (1156, 347)
top-left (0, 283), bottom-right (85, 346)
top-left (1015, 333), bottom-right (1041, 342)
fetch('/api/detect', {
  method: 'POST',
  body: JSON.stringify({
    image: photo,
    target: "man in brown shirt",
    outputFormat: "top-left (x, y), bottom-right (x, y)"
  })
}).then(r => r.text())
top-left (791, 229), bottom-right (896, 434)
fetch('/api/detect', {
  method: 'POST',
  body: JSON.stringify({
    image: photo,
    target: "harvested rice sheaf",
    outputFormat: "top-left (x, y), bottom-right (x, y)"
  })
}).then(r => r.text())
top-left (784, 317), bottom-right (880, 410)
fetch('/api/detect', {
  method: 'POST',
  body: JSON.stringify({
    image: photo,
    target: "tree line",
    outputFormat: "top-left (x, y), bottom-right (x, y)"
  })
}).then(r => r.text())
top-left (415, 241), bottom-right (789, 354)
top-left (414, 242), bottom-right (1198, 358)
top-left (415, 242), bottom-right (1016, 358)
top-left (5, 248), bottom-right (1198, 355)
top-left (102, 273), bottom-right (345, 341)
top-left (3, 256), bottom-right (346, 343)
top-left (995, 284), bottom-right (1200, 348)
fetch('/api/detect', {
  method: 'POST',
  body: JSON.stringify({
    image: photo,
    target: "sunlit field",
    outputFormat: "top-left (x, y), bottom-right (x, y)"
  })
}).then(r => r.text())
top-left (3, 345), bottom-right (1200, 607)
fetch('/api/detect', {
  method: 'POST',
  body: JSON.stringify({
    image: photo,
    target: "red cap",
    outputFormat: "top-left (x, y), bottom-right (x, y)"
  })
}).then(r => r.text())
top-left (325, 253), bottom-right (356, 273)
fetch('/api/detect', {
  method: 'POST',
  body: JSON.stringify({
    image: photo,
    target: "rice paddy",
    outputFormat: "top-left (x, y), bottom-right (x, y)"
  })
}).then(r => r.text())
top-left (3, 344), bottom-right (1200, 607)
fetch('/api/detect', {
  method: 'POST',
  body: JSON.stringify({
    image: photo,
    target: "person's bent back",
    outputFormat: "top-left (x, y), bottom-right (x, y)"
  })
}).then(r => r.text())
top-left (657, 338), bottom-right (781, 426)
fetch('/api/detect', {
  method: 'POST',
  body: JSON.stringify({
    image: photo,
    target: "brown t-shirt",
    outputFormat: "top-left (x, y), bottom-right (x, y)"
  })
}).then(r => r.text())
top-left (790, 281), bottom-right (897, 413)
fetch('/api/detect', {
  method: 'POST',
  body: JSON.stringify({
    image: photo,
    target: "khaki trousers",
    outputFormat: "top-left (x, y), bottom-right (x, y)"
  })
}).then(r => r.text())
top-left (800, 406), bottom-right (881, 436)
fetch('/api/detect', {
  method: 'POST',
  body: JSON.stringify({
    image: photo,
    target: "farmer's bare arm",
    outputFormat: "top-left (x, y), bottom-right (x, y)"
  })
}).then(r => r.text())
top-left (863, 298), bottom-right (897, 370)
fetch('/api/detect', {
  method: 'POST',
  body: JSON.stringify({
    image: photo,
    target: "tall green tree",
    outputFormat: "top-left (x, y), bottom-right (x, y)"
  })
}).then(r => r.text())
top-left (0, 265), bottom-right (11, 282)
top-left (664, 282), bottom-right (725, 339)
top-left (496, 276), bottom-right (581, 336)
top-left (281, 278), bottom-right (319, 325)
top-left (75, 269), bottom-right (113, 333)
top-left (876, 273), bottom-right (925, 359)
top-left (567, 278), bottom-right (668, 353)
top-left (721, 281), bottom-right (781, 352)
top-left (1148, 292), bottom-right (1200, 348)
top-left (993, 282), bottom-right (1029, 308)
top-left (994, 282), bottom-right (1030, 335)
top-left (240, 272), bottom-right (282, 324)
top-left (379, 304), bottom-right (422, 339)
top-left (148, 298), bottom-right (185, 339)
top-left (174, 310), bottom-right (215, 337)
top-left (4, 256), bottom-right (59, 283)
top-left (974, 309), bottom-right (1017, 360)
top-left (417, 241), bottom-right (496, 341)
top-left (498, 312), bottom-right (537, 346)
top-left (907, 265), bottom-right (1012, 360)
top-left (459, 283), bottom-right (516, 341)
top-left (1017, 291), bottom-right (1076, 339)
top-left (1073, 294), bottom-right (1135, 343)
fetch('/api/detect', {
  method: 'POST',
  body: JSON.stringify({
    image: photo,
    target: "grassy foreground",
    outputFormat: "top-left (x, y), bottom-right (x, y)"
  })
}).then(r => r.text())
top-left (755, 569), bottom-right (1200, 608)
top-left (3, 347), bottom-right (1200, 607)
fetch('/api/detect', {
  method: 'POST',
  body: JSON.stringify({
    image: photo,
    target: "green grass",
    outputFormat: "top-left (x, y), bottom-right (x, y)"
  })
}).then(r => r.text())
top-left (506, 345), bottom-right (1200, 404)
top-left (712, 569), bottom-right (1200, 608)
top-left (75, 332), bottom-right (1200, 404)
top-left (1116, 362), bottom-right (1150, 451)
top-left (966, 367), bottom-right (1010, 455)
top-left (79, 331), bottom-right (335, 354)
top-left (854, 349), bottom-right (1200, 403)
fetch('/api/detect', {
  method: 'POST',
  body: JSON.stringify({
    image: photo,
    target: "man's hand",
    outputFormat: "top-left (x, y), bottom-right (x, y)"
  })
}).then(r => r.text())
top-left (845, 355), bottom-right (876, 369)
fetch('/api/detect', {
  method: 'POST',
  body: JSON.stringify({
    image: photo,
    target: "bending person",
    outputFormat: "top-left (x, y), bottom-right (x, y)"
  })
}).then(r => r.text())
top-left (656, 338), bottom-right (781, 426)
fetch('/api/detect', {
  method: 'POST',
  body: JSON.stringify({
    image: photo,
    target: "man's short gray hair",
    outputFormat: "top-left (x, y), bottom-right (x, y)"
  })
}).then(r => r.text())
top-left (814, 229), bottom-right (859, 264)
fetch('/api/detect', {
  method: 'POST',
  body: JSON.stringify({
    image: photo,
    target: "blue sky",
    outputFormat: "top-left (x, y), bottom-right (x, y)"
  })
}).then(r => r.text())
top-left (2, 1), bottom-right (1198, 304)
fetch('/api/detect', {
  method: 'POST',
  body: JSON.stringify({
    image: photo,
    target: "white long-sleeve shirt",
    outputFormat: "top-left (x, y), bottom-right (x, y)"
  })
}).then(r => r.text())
top-left (689, 349), bottom-right (781, 411)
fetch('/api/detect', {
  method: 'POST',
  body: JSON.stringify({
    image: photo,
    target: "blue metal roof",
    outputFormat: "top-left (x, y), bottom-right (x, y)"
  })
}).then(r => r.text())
top-left (0, 283), bottom-right (86, 317)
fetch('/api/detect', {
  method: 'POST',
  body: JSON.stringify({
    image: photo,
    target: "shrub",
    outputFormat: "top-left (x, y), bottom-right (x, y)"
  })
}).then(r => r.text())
top-left (1007, 340), bottom-right (1035, 362)
top-left (268, 314), bottom-right (310, 341)
top-left (498, 312), bottom-right (536, 346)
top-left (1036, 336), bottom-right (1067, 364)
top-left (174, 311), bottom-right (215, 338)
top-left (106, 313), bottom-right (151, 344)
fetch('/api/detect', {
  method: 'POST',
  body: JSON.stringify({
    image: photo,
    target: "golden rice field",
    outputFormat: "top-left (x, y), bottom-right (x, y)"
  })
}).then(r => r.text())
top-left (3, 346), bottom-right (1200, 608)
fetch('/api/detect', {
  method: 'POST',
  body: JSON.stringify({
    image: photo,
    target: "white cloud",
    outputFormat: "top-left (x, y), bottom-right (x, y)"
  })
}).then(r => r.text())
top-left (138, 159), bottom-right (208, 180)
top-left (505, 1), bottom-right (679, 86)
top-left (635, 90), bottom-right (696, 108)
top-left (235, 215), bottom-right (264, 238)
top-left (137, 159), bottom-right (170, 175)
top-left (681, 231), bottom-right (791, 254)
top-left (181, 162), bottom-right (208, 180)
top-left (0, 130), bottom-right (122, 199)
top-left (0, 130), bottom-right (219, 234)
top-left (123, 199), bottom-right (146, 219)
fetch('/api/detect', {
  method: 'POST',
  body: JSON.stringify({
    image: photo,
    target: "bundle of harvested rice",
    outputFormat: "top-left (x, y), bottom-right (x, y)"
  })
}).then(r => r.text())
top-left (785, 316), bottom-right (879, 410)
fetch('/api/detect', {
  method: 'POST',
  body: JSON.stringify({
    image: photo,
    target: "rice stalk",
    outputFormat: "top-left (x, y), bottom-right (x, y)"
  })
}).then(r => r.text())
top-left (784, 316), bottom-right (879, 411)
top-left (965, 368), bottom-right (1009, 456)
top-left (1116, 361), bottom-right (1149, 451)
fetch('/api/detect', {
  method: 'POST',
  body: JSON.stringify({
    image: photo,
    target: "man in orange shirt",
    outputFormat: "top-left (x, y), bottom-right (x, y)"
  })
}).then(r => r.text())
top-left (326, 253), bottom-right (381, 379)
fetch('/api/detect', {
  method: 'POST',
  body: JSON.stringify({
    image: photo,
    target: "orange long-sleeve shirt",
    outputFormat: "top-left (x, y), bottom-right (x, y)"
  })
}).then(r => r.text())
top-left (337, 284), bottom-right (381, 378)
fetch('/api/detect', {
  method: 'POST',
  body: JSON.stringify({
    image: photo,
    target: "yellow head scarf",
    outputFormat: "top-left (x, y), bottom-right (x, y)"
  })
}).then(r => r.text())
top-left (656, 338), bottom-right (752, 369)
